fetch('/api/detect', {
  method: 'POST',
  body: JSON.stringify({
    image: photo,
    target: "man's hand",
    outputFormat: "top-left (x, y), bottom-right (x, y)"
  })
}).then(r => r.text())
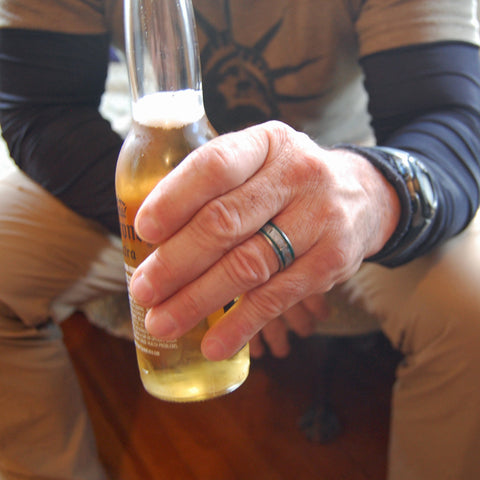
top-left (249, 292), bottom-right (330, 358)
top-left (129, 121), bottom-right (400, 361)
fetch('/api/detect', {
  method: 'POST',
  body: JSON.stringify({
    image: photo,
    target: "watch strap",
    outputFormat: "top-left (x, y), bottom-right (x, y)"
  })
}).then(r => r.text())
top-left (334, 144), bottom-right (438, 266)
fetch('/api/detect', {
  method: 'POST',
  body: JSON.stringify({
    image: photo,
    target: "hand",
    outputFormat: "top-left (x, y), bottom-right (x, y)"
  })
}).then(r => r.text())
top-left (249, 292), bottom-right (330, 358)
top-left (129, 121), bottom-right (400, 361)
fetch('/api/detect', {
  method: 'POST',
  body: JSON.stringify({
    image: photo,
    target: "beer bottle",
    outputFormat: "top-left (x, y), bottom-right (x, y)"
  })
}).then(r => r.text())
top-left (116, 0), bottom-right (249, 402)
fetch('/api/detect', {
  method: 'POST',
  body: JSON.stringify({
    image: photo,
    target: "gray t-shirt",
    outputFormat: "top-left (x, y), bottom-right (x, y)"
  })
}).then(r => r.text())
top-left (1, 0), bottom-right (478, 145)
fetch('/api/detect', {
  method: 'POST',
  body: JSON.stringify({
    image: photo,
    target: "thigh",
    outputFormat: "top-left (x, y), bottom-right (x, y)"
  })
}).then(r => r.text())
top-left (344, 211), bottom-right (480, 353)
top-left (346, 214), bottom-right (480, 480)
top-left (0, 167), bottom-right (126, 326)
top-left (0, 302), bottom-right (108, 479)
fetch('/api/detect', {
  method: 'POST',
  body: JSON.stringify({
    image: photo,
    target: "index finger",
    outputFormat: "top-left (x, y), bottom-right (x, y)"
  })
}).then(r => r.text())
top-left (134, 123), bottom-right (274, 244)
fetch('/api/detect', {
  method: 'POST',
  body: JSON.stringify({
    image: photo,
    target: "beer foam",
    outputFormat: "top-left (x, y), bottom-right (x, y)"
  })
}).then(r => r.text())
top-left (133, 90), bottom-right (205, 129)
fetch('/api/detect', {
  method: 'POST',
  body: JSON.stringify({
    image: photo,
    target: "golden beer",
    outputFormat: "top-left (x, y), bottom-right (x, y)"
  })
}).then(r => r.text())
top-left (116, 91), bottom-right (249, 402)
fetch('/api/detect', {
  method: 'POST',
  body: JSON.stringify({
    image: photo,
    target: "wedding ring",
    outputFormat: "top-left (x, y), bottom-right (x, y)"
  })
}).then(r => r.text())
top-left (258, 221), bottom-right (295, 271)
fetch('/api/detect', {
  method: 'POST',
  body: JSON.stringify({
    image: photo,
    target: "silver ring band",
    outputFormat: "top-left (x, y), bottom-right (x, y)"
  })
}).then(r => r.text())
top-left (258, 221), bottom-right (295, 271)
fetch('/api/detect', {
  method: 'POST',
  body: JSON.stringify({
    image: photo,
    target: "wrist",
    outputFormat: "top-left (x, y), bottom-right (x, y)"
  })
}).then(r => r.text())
top-left (334, 144), bottom-right (438, 267)
top-left (336, 147), bottom-right (402, 257)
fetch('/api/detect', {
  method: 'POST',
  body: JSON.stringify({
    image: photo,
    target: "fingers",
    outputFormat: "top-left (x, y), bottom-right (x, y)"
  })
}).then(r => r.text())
top-left (130, 121), bottom-right (302, 309)
top-left (127, 121), bottom-right (377, 363)
top-left (198, 271), bottom-right (301, 360)
top-left (280, 301), bottom-right (317, 338)
top-left (199, 255), bottom-right (333, 361)
top-left (134, 121), bottom-right (291, 244)
top-left (230, 320), bottom-right (291, 359)
top-left (296, 293), bottom-right (330, 330)
top-left (142, 231), bottom-right (280, 339)
top-left (249, 294), bottom-right (330, 359)
top-left (129, 136), bottom-right (332, 331)
top-left (249, 333), bottom-right (266, 358)
top-left (259, 317), bottom-right (291, 358)
top-left (130, 166), bottom-right (288, 306)
top-left (133, 198), bottom-right (337, 351)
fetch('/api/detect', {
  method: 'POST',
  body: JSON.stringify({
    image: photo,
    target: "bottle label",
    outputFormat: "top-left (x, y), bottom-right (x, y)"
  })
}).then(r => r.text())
top-left (124, 264), bottom-right (179, 354)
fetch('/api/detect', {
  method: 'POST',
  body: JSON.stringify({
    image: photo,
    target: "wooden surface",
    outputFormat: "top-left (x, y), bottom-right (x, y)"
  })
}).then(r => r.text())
top-left (62, 312), bottom-right (400, 480)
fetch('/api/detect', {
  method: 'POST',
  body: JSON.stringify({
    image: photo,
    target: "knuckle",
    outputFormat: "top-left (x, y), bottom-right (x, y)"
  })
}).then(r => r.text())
top-left (263, 120), bottom-right (294, 142)
top-left (248, 277), bottom-right (304, 320)
top-left (326, 244), bottom-right (350, 272)
top-left (188, 139), bottom-right (242, 191)
top-left (204, 142), bottom-right (232, 174)
top-left (196, 198), bottom-right (242, 248)
top-left (314, 242), bottom-right (348, 274)
top-left (249, 290), bottom-right (287, 320)
top-left (318, 205), bottom-right (365, 279)
top-left (295, 153), bottom-right (331, 191)
top-left (223, 242), bottom-right (271, 290)
top-left (310, 241), bottom-right (358, 287)
top-left (201, 138), bottom-right (242, 184)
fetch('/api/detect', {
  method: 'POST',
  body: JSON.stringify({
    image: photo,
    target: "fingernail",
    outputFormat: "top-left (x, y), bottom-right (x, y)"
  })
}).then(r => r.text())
top-left (135, 213), bottom-right (162, 242)
top-left (202, 337), bottom-right (227, 361)
top-left (146, 310), bottom-right (177, 338)
top-left (130, 273), bottom-right (154, 304)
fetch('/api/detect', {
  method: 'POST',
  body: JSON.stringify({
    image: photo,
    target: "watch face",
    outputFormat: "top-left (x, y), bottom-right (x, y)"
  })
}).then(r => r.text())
top-left (415, 163), bottom-right (437, 218)
top-left (378, 146), bottom-right (437, 226)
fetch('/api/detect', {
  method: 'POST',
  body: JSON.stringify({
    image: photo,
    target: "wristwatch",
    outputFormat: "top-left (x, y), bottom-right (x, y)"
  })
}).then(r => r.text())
top-left (374, 146), bottom-right (438, 263)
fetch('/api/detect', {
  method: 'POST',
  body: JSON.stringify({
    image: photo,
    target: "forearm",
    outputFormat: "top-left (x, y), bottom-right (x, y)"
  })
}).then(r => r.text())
top-left (350, 42), bottom-right (480, 266)
top-left (0, 28), bottom-right (122, 235)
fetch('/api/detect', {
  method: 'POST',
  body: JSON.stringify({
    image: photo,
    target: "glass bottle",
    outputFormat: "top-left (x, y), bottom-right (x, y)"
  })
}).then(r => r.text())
top-left (116, 0), bottom-right (249, 402)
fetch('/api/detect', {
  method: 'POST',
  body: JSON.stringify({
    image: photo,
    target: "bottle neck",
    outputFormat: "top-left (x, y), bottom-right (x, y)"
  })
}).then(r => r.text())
top-left (124, 0), bottom-right (203, 104)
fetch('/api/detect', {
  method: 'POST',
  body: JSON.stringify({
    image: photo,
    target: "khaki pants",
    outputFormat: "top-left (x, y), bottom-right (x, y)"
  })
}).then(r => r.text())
top-left (1, 164), bottom-right (479, 479)
top-left (0, 166), bottom-right (126, 480)
top-left (343, 214), bottom-right (480, 480)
